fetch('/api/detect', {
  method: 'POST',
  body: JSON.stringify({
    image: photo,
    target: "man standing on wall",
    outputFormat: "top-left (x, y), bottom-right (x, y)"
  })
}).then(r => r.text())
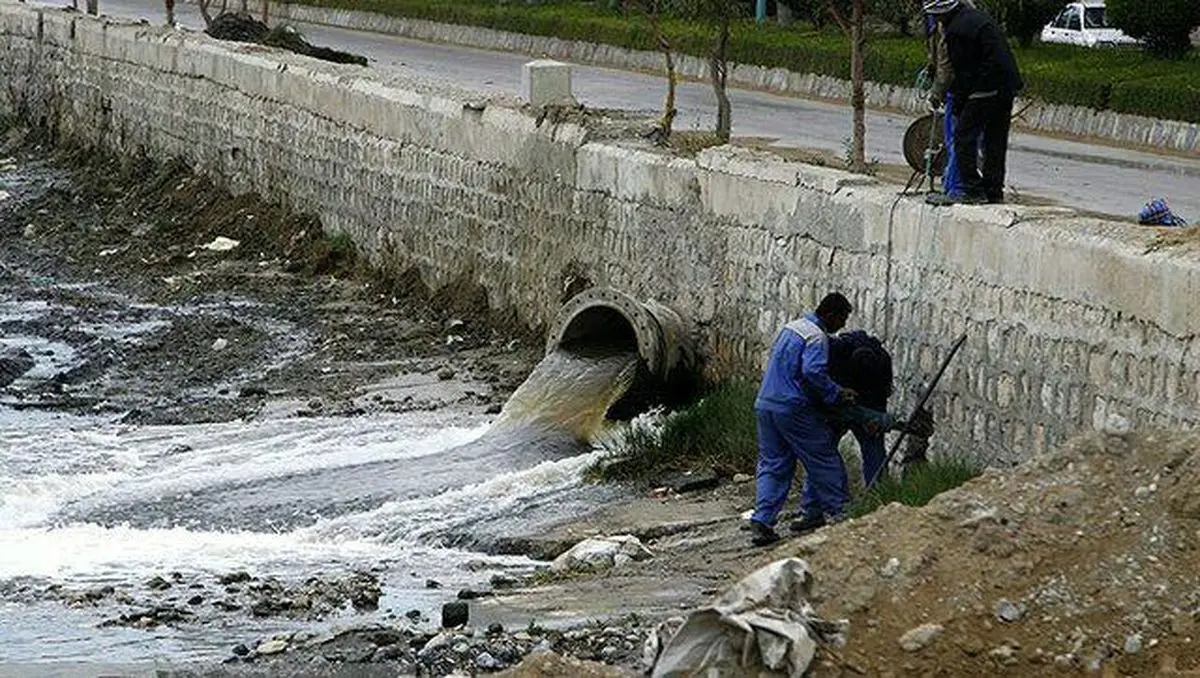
top-left (923, 0), bottom-right (1024, 206)
top-left (924, 0), bottom-right (980, 200)
top-left (749, 293), bottom-right (857, 547)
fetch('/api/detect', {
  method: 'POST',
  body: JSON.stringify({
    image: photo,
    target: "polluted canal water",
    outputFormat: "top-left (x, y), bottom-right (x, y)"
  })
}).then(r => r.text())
top-left (0, 151), bottom-right (660, 667)
top-left (0, 341), bottom-right (641, 665)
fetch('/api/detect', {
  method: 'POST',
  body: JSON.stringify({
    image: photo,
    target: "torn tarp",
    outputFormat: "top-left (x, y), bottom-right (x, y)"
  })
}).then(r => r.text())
top-left (644, 558), bottom-right (848, 678)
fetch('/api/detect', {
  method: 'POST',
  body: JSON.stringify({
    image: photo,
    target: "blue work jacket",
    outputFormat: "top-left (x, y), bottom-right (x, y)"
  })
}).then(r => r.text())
top-left (754, 313), bottom-right (841, 414)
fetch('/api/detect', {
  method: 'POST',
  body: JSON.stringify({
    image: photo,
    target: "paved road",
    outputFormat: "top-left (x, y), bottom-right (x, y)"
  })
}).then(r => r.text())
top-left (50, 0), bottom-right (1200, 220)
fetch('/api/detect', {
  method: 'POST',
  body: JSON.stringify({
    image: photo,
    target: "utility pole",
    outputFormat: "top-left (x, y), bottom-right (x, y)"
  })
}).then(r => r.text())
top-left (756, 0), bottom-right (766, 25)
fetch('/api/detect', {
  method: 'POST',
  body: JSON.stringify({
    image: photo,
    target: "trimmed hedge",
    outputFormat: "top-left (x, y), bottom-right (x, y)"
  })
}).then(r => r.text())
top-left (290, 0), bottom-right (1200, 123)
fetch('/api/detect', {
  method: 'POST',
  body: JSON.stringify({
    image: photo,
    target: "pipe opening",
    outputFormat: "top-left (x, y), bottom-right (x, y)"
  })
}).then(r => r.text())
top-left (557, 306), bottom-right (638, 354)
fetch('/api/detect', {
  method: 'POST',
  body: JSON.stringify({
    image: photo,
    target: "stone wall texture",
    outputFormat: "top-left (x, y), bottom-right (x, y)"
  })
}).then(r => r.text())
top-left (245, 0), bottom-right (1200, 155)
top-left (2, 3), bottom-right (1198, 465)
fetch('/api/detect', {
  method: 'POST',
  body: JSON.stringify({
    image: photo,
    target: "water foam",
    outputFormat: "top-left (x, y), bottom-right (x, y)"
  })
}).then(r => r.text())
top-left (0, 523), bottom-right (391, 581)
top-left (303, 443), bottom-right (605, 545)
top-left (0, 414), bottom-right (488, 531)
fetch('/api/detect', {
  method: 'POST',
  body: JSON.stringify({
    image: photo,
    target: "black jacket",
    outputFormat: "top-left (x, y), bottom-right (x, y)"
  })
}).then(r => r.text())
top-left (829, 331), bottom-right (893, 411)
top-left (942, 6), bottom-right (1024, 98)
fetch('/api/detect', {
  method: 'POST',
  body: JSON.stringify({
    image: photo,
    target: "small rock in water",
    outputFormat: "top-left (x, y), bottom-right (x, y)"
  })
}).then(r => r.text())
top-left (487, 623), bottom-right (505, 636)
top-left (187, 595), bottom-right (204, 606)
top-left (442, 601), bottom-right (469, 628)
top-left (231, 643), bottom-right (250, 656)
top-left (145, 576), bottom-right (172, 591)
top-left (490, 573), bottom-right (518, 589)
top-left (211, 338), bottom-right (229, 351)
top-left (425, 579), bottom-right (442, 589)
top-left (203, 236), bottom-right (241, 252)
top-left (406, 609), bottom-right (423, 621)
top-left (457, 588), bottom-right (491, 600)
top-left (437, 367), bottom-right (456, 381)
top-left (485, 403), bottom-right (502, 415)
top-left (0, 347), bottom-right (36, 387)
top-left (475, 651), bottom-right (501, 670)
top-left (994, 599), bottom-right (1023, 623)
top-left (256, 639), bottom-right (287, 655)
top-left (23, 224), bottom-right (36, 238)
top-left (238, 385), bottom-right (269, 398)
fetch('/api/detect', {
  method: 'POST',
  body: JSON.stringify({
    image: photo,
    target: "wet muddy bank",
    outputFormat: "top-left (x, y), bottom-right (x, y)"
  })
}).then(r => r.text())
top-left (0, 125), bottom-right (545, 427)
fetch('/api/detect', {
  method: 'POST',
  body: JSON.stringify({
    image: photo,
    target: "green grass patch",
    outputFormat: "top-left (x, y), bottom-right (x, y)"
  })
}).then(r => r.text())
top-left (849, 456), bottom-right (982, 518)
top-left (588, 380), bottom-right (759, 482)
top-left (285, 0), bottom-right (1200, 123)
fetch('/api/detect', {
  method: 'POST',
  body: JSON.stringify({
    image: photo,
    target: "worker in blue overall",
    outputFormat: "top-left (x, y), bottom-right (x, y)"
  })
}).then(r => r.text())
top-left (749, 293), bottom-right (857, 547)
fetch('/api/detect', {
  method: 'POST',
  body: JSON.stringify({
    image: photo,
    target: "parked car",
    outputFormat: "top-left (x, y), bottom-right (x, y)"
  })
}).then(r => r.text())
top-left (1041, 1), bottom-right (1140, 48)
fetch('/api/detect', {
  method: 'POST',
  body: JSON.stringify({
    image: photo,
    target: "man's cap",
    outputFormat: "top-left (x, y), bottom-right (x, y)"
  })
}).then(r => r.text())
top-left (922, 0), bottom-right (960, 14)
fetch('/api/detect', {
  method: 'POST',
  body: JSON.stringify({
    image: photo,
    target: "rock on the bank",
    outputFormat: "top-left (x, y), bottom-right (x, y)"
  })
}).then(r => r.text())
top-left (550, 535), bottom-right (652, 573)
top-left (496, 650), bottom-right (638, 677)
top-left (899, 623), bottom-right (944, 652)
top-left (0, 347), bottom-right (35, 387)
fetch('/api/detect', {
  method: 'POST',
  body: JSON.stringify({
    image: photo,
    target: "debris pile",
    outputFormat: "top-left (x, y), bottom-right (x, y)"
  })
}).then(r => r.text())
top-left (205, 12), bottom-right (368, 66)
top-left (771, 428), bottom-right (1200, 676)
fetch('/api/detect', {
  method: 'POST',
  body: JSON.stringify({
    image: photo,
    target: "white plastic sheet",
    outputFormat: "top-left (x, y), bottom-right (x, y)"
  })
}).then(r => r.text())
top-left (645, 558), bottom-right (848, 678)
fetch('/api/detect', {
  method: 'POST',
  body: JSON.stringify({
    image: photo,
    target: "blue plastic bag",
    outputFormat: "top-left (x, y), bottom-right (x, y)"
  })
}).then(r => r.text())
top-left (1139, 197), bottom-right (1188, 227)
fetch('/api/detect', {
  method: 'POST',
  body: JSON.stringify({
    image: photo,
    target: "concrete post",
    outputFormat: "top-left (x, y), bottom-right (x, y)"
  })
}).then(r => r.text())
top-left (521, 60), bottom-right (575, 108)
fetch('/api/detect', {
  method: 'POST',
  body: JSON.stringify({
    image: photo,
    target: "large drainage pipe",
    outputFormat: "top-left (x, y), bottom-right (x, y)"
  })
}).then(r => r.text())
top-left (545, 287), bottom-right (696, 391)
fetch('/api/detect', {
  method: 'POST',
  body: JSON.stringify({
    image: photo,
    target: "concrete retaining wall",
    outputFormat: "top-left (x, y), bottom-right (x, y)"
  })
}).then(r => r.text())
top-left (2, 3), bottom-right (1198, 464)
top-left (249, 0), bottom-right (1200, 155)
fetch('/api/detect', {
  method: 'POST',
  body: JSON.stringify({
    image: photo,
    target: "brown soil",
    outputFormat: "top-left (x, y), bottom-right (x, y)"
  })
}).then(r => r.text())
top-left (495, 428), bottom-right (1200, 677)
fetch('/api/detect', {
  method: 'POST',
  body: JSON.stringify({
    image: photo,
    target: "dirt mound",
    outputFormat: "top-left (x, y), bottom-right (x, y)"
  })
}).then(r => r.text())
top-left (205, 12), bottom-right (368, 66)
top-left (771, 428), bottom-right (1200, 676)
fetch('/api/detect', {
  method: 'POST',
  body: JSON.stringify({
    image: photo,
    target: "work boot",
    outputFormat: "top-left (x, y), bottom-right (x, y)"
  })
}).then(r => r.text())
top-left (788, 513), bottom-right (827, 535)
top-left (749, 520), bottom-right (780, 547)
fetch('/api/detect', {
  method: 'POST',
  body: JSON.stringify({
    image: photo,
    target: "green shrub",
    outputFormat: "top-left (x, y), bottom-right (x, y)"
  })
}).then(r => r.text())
top-left (1109, 73), bottom-right (1200, 122)
top-left (976, 0), bottom-right (1062, 47)
top-left (589, 381), bottom-right (759, 482)
top-left (1109, 0), bottom-right (1200, 59)
top-left (850, 455), bottom-right (981, 517)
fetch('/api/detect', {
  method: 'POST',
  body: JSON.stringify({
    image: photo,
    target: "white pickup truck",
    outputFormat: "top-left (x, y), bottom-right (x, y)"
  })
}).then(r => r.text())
top-left (1040, 1), bottom-right (1140, 48)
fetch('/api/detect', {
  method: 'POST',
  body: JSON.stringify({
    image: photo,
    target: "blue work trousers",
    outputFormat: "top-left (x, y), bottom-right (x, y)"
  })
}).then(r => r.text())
top-left (944, 93), bottom-right (964, 197)
top-left (752, 408), bottom-right (849, 526)
top-left (944, 93), bottom-right (984, 197)
top-left (838, 422), bottom-right (886, 489)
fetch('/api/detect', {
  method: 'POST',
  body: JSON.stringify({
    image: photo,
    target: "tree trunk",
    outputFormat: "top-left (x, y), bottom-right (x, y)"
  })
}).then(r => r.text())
top-left (777, 3), bottom-right (794, 27)
top-left (649, 4), bottom-right (677, 144)
top-left (198, 0), bottom-right (213, 26)
top-left (85, 0), bottom-right (97, 15)
top-left (260, 0), bottom-right (269, 24)
top-left (849, 0), bottom-right (867, 172)
top-left (165, 0), bottom-right (175, 25)
top-left (710, 16), bottom-right (732, 144)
